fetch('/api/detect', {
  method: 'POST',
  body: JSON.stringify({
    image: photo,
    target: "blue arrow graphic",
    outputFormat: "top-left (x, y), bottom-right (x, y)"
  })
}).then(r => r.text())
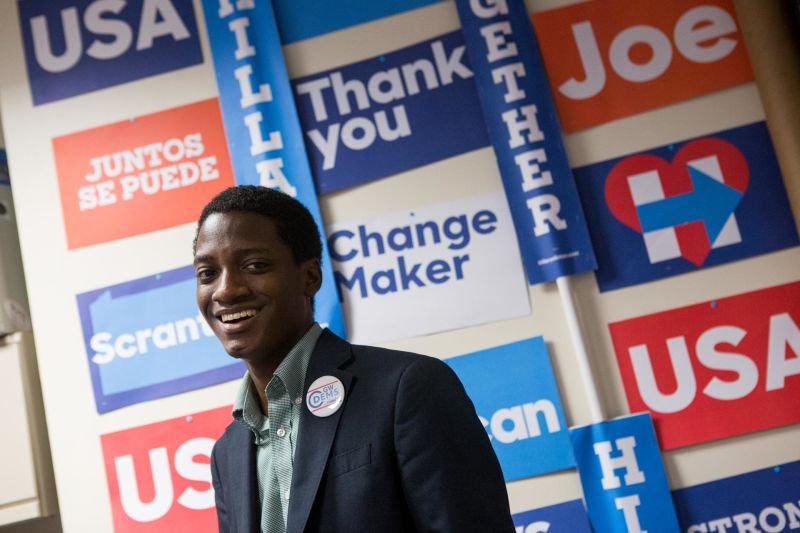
top-left (636, 166), bottom-right (744, 243)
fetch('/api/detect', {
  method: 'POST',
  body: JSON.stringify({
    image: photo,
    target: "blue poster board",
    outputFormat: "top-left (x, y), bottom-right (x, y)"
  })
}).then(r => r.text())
top-left (446, 337), bottom-right (574, 481)
top-left (77, 266), bottom-right (243, 413)
top-left (673, 461), bottom-right (800, 532)
top-left (570, 413), bottom-right (680, 532)
top-left (573, 121), bottom-right (799, 291)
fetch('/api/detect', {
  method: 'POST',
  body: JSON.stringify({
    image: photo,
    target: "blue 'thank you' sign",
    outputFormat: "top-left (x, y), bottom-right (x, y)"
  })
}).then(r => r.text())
top-left (455, 0), bottom-right (596, 284)
top-left (446, 337), bottom-right (574, 481)
top-left (292, 30), bottom-right (489, 194)
top-left (76, 266), bottom-right (243, 413)
top-left (570, 413), bottom-right (680, 533)
top-left (202, 0), bottom-right (344, 337)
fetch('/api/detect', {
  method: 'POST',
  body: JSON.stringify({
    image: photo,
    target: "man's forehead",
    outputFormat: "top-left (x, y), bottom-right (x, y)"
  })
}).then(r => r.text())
top-left (195, 212), bottom-right (282, 257)
top-left (201, 210), bottom-right (273, 228)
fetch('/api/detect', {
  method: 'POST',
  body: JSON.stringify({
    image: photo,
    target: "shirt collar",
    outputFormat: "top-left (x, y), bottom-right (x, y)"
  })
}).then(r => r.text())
top-left (232, 323), bottom-right (322, 425)
top-left (271, 322), bottom-right (322, 403)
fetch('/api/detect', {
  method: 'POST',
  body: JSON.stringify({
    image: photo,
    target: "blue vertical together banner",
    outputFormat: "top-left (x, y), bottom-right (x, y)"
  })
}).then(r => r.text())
top-left (571, 413), bottom-right (680, 533)
top-left (202, 0), bottom-right (345, 337)
top-left (455, 0), bottom-right (596, 283)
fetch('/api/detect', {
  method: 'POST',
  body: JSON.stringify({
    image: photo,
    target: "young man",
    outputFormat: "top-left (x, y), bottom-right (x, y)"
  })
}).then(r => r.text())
top-left (194, 186), bottom-right (515, 532)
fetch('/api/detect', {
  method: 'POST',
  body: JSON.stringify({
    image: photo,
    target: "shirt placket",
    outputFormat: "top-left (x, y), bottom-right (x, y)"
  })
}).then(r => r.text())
top-left (267, 376), bottom-right (293, 524)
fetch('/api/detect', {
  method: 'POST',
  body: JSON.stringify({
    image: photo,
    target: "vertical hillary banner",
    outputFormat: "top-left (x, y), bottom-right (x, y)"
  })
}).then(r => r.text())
top-left (570, 413), bottom-right (680, 533)
top-left (454, 0), bottom-right (596, 284)
top-left (202, 0), bottom-right (345, 337)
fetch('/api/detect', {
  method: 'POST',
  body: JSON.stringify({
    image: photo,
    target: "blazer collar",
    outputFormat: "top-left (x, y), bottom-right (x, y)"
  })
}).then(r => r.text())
top-left (286, 329), bottom-right (353, 533)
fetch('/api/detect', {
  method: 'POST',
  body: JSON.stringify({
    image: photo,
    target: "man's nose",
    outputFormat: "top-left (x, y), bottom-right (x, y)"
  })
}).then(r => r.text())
top-left (213, 269), bottom-right (250, 302)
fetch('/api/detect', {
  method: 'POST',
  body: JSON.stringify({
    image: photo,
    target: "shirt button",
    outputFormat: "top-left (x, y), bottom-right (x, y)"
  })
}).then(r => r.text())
top-left (276, 427), bottom-right (287, 438)
top-left (284, 489), bottom-right (290, 500)
top-left (295, 397), bottom-right (302, 405)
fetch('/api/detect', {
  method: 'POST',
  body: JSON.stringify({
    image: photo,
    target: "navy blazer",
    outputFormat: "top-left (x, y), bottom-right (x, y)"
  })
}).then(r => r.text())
top-left (210, 330), bottom-right (515, 532)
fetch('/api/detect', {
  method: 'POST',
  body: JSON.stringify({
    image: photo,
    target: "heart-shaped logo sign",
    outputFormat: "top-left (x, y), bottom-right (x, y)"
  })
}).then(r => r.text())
top-left (604, 137), bottom-right (749, 266)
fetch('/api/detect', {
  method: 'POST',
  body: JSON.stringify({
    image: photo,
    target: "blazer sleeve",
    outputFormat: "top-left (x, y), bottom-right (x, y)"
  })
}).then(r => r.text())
top-left (393, 356), bottom-right (516, 532)
top-left (211, 442), bottom-right (230, 533)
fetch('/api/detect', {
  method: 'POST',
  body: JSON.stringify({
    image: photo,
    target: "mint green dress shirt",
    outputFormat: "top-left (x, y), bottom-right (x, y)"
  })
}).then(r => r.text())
top-left (231, 323), bottom-right (322, 533)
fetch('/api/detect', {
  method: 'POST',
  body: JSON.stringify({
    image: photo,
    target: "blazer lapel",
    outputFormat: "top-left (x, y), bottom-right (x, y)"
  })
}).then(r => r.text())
top-left (228, 422), bottom-right (260, 533)
top-left (286, 330), bottom-right (353, 533)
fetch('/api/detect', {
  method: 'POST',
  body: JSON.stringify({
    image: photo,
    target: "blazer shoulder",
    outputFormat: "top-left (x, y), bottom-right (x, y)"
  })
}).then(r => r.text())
top-left (318, 328), bottom-right (433, 372)
top-left (349, 341), bottom-right (448, 379)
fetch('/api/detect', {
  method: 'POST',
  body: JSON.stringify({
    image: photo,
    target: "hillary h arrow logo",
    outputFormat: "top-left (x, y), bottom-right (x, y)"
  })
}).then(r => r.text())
top-left (636, 166), bottom-right (743, 244)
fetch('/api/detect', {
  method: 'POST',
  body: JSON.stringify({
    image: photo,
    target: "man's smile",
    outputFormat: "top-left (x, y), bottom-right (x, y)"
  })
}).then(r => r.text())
top-left (214, 308), bottom-right (261, 333)
top-left (219, 308), bottom-right (259, 323)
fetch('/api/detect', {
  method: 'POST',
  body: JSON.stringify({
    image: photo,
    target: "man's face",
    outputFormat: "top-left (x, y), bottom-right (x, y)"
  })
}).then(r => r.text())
top-left (193, 211), bottom-right (321, 363)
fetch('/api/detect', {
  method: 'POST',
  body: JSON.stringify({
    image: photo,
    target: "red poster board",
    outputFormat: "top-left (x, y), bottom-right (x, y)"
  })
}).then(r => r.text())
top-left (532, 0), bottom-right (753, 131)
top-left (609, 281), bottom-right (800, 449)
top-left (53, 98), bottom-right (235, 248)
top-left (101, 405), bottom-right (231, 532)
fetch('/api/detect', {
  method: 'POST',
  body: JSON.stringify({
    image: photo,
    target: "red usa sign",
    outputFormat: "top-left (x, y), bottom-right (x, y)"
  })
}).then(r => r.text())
top-left (609, 282), bottom-right (800, 450)
top-left (101, 406), bottom-right (230, 531)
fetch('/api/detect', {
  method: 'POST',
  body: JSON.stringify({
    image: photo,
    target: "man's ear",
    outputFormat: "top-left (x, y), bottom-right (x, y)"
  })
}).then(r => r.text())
top-left (302, 258), bottom-right (323, 297)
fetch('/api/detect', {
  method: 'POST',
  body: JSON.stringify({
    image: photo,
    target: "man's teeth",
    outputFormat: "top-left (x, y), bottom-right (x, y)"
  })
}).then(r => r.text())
top-left (221, 309), bottom-right (257, 323)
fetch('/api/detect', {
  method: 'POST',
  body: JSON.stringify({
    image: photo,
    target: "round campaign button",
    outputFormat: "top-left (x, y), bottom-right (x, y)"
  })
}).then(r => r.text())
top-left (306, 375), bottom-right (345, 418)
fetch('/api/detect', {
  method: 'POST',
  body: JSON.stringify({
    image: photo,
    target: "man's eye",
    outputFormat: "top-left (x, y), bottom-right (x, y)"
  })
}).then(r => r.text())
top-left (244, 261), bottom-right (268, 272)
top-left (196, 269), bottom-right (216, 282)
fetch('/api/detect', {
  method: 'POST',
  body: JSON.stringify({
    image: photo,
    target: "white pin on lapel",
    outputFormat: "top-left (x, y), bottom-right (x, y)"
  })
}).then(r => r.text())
top-left (306, 375), bottom-right (345, 418)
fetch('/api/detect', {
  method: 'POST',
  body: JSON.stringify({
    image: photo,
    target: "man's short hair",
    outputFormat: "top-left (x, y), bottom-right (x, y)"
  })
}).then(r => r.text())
top-left (194, 186), bottom-right (322, 265)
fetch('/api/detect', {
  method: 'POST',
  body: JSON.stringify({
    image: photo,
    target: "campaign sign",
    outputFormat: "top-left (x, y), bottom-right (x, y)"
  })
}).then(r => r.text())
top-left (609, 281), bottom-right (800, 451)
top-left (292, 30), bottom-right (489, 194)
top-left (574, 121), bottom-right (799, 292)
top-left (273, 0), bottom-right (442, 44)
top-left (672, 461), bottom-right (800, 532)
top-left (101, 405), bottom-right (230, 532)
top-left (446, 337), bottom-right (573, 481)
top-left (512, 499), bottom-right (592, 533)
top-left (18, 0), bottom-right (203, 105)
top-left (455, 0), bottom-right (596, 284)
top-left (570, 413), bottom-right (680, 533)
top-left (202, 0), bottom-right (345, 339)
top-left (77, 266), bottom-right (244, 413)
top-left (52, 98), bottom-right (234, 249)
top-left (327, 191), bottom-right (529, 344)
top-left (531, 0), bottom-right (753, 132)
